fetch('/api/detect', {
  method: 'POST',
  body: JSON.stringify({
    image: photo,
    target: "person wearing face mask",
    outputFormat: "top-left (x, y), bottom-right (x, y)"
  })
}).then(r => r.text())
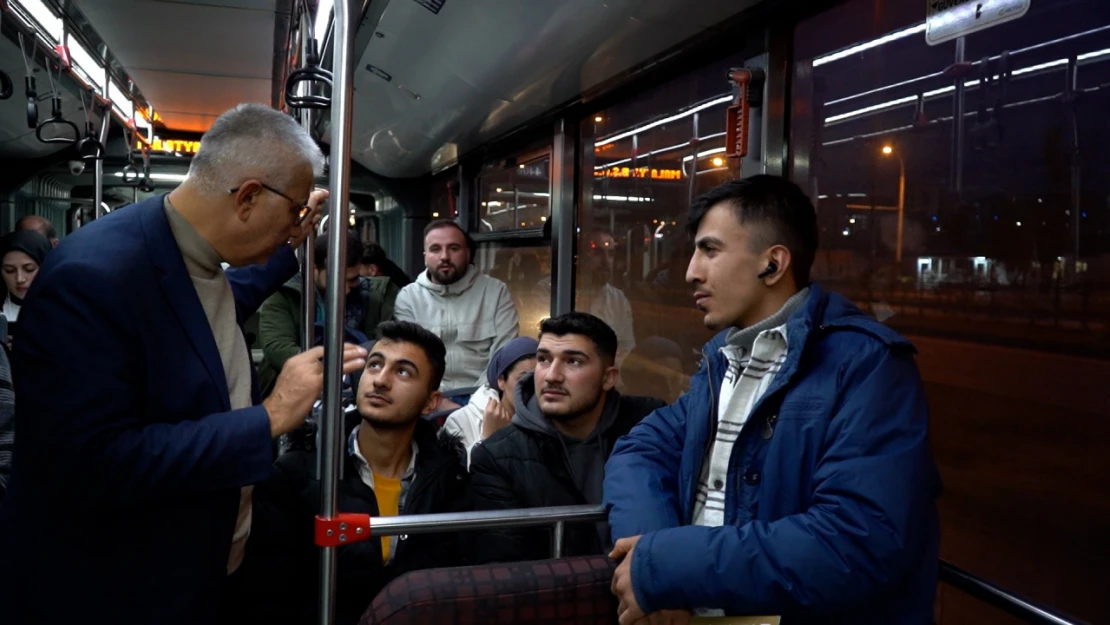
top-left (469, 312), bottom-right (664, 564)
top-left (0, 229), bottom-right (52, 349)
top-left (393, 219), bottom-right (519, 398)
top-left (440, 336), bottom-right (538, 468)
top-left (604, 176), bottom-right (940, 625)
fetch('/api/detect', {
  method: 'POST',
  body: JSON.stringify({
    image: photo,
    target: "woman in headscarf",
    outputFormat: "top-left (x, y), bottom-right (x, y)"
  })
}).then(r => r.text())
top-left (1, 229), bottom-right (53, 350)
top-left (0, 229), bottom-right (48, 498)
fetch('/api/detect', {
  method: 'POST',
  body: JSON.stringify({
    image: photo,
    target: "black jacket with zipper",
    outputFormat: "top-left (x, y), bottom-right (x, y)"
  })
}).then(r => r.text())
top-left (470, 373), bottom-right (665, 564)
top-left (228, 420), bottom-right (473, 625)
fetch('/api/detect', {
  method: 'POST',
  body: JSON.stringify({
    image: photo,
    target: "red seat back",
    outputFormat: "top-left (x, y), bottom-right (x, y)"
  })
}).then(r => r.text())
top-left (361, 556), bottom-right (618, 625)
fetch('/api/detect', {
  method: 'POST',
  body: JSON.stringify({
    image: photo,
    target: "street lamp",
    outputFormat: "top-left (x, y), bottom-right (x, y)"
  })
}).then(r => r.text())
top-left (881, 144), bottom-right (906, 264)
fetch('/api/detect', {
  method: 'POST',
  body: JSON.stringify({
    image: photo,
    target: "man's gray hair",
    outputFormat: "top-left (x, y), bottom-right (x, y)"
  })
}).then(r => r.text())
top-left (187, 103), bottom-right (324, 194)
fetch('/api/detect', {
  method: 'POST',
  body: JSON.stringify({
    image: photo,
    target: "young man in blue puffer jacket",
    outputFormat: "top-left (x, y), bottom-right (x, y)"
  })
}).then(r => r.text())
top-left (605, 175), bottom-right (942, 625)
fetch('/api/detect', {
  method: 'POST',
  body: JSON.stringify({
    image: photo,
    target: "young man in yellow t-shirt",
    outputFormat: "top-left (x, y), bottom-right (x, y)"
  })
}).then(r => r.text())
top-left (233, 321), bottom-right (474, 625)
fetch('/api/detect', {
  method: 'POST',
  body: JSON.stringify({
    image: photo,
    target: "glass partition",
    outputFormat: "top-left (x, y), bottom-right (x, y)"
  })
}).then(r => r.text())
top-left (578, 53), bottom-right (754, 399)
top-left (793, 1), bottom-right (1109, 623)
top-left (478, 154), bottom-right (551, 233)
top-left (475, 241), bottom-right (551, 338)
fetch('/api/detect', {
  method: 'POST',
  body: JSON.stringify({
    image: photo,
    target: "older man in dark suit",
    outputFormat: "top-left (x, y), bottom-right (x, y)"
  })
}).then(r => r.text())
top-left (0, 103), bottom-right (367, 625)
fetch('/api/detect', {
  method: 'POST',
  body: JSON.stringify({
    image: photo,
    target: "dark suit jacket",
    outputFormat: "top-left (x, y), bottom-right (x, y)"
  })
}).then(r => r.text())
top-left (0, 194), bottom-right (299, 625)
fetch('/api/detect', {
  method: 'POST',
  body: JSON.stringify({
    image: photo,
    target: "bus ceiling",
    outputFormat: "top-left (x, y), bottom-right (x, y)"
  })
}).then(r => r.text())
top-left (5, 0), bottom-right (778, 183)
top-left (69, 0), bottom-right (292, 134)
top-left (338, 0), bottom-right (764, 179)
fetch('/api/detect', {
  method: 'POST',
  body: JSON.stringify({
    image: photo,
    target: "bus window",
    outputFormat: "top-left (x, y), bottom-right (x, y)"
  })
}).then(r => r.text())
top-left (793, 1), bottom-right (1109, 623)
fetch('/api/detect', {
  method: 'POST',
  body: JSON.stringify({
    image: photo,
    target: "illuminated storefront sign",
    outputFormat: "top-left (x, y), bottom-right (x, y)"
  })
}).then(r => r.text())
top-left (135, 136), bottom-right (201, 155)
top-left (595, 166), bottom-right (683, 180)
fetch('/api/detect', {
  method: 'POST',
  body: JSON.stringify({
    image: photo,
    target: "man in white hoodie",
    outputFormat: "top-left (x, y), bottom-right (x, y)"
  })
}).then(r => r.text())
top-left (393, 219), bottom-right (519, 395)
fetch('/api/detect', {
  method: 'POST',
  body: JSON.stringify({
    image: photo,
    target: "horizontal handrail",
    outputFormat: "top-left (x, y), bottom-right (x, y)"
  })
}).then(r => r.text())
top-left (371, 504), bottom-right (607, 537)
top-left (314, 504), bottom-right (606, 548)
top-left (316, 505), bottom-right (1086, 624)
top-left (939, 560), bottom-right (1089, 625)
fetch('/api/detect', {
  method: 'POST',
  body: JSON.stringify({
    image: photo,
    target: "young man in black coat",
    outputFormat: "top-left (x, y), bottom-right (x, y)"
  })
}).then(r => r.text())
top-left (470, 312), bottom-right (665, 563)
top-left (231, 321), bottom-right (472, 625)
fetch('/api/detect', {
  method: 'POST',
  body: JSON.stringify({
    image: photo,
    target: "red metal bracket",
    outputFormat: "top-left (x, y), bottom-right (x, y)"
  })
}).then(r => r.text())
top-left (314, 513), bottom-right (372, 547)
top-left (726, 69), bottom-right (753, 161)
top-left (53, 45), bottom-right (71, 70)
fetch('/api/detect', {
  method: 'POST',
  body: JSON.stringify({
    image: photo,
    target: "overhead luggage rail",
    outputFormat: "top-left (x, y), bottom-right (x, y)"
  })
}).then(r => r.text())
top-left (940, 561), bottom-right (1090, 625)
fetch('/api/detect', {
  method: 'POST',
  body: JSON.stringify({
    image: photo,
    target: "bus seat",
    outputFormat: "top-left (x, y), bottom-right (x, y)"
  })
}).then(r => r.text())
top-left (423, 386), bottom-right (479, 429)
top-left (361, 556), bottom-right (618, 625)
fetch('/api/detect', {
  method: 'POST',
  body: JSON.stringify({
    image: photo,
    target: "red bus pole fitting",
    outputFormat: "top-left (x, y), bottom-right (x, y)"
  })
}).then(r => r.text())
top-left (314, 513), bottom-right (372, 548)
top-left (724, 67), bottom-right (765, 177)
top-left (725, 69), bottom-right (753, 161)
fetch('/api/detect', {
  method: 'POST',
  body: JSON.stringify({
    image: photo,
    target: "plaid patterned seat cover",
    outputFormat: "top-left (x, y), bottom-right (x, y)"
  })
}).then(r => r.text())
top-left (360, 556), bottom-right (619, 625)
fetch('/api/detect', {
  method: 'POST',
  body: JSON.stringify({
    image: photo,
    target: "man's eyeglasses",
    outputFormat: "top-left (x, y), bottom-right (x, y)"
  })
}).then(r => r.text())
top-left (229, 182), bottom-right (311, 225)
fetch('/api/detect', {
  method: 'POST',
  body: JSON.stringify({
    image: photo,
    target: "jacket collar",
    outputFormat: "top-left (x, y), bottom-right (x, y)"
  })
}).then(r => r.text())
top-left (703, 283), bottom-right (914, 388)
top-left (138, 193), bottom-right (186, 275)
top-left (138, 193), bottom-right (231, 409)
top-left (343, 418), bottom-right (460, 475)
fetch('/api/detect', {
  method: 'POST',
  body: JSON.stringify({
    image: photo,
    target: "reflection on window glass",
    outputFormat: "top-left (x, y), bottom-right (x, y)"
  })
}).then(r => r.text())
top-left (67, 41), bottom-right (104, 93)
top-left (579, 54), bottom-right (752, 402)
top-left (475, 242), bottom-right (550, 337)
top-left (479, 155), bottom-right (550, 232)
top-left (428, 172), bottom-right (458, 221)
top-left (793, 1), bottom-right (1108, 623)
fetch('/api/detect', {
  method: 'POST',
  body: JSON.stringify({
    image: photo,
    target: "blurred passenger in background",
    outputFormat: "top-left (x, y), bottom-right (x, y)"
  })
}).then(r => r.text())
top-left (441, 336), bottom-right (538, 467)
top-left (259, 229), bottom-right (397, 397)
top-left (361, 241), bottom-right (411, 289)
top-left (394, 219), bottom-right (519, 398)
top-left (619, 336), bottom-right (688, 405)
top-left (0, 230), bottom-right (52, 350)
top-left (16, 215), bottom-right (59, 247)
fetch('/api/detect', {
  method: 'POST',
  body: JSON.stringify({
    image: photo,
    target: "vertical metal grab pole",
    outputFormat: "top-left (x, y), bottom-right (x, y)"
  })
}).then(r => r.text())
top-left (299, 5), bottom-right (317, 354)
top-left (96, 67), bottom-right (111, 220)
top-left (318, 1), bottom-right (356, 624)
top-left (950, 36), bottom-right (967, 197)
top-left (552, 521), bottom-right (565, 558)
top-left (94, 105), bottom-right (110, 219)
top-left (301, 239), bottom-right (316, 350)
